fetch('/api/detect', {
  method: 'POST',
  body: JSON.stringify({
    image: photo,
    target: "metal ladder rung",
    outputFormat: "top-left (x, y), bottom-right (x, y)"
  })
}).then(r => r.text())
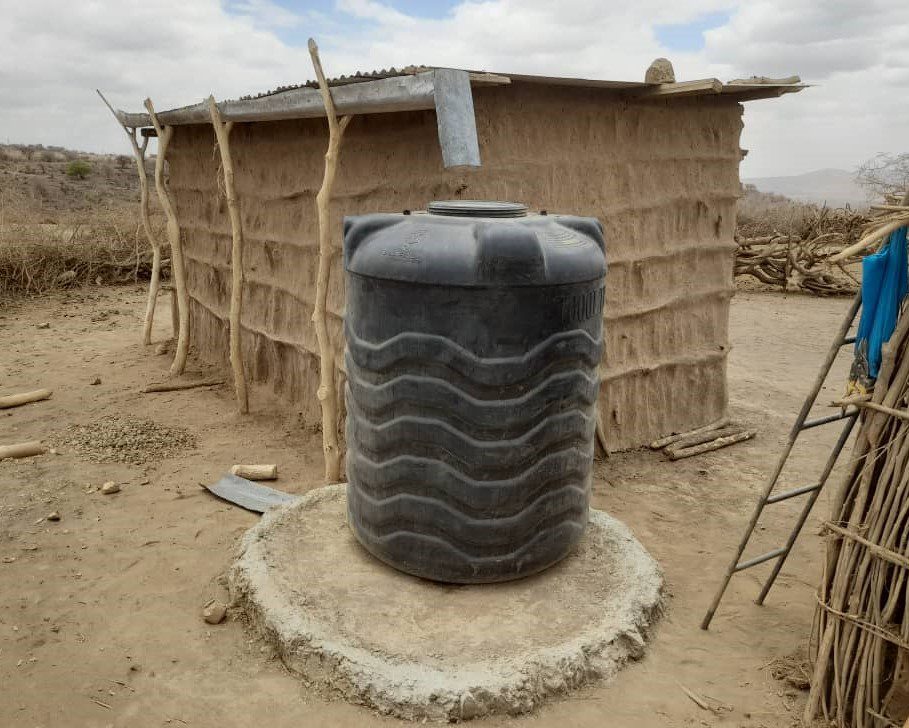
top-left (734, 547), bottom-right (787, 572)
top-left (801, 409), bottom-right (857, 430)
top-left (701, 291), bottom-right (864, 630)
top-left (765, 483), bottom-right (821, 504)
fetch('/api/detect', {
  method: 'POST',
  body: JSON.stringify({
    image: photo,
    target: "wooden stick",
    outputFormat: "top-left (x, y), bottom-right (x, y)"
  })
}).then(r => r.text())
top-left (829, 215), bottom-right (909, 263)
top-left (144, 98), bottom-right (190, 376)
top-left (662, 425), bottom-right (743, 452)
top-left (0, 441), bottom-right (47, 460)
top-left (230, 464), bottom-right (278, 481)
top-left (309, 37), bottom-right (353, 484)
top-left (169, 286), bottom-right (179, 339)
top-left (666, 430), bottom-right (755, 460)
top-left (0, 389), bottom-right (52, 409)
top-left (677, 682), bottom-right (712, 711)
top-left (208, 95), bottom-right (249, 415)
top-left (650, 418), bottom-right (729, 450)
top-left (98, 90), bottom-right (163, 346)
top-left (141, 378), bottom-right (223, 393)
top-left (832, 398), bottom-right (909, 422)
top-left (822, 521), bottom-right (909, 571)
top-left (594, 405), bottom-right (609, 457)
top-left (870, 204), bottom-right (909, 213)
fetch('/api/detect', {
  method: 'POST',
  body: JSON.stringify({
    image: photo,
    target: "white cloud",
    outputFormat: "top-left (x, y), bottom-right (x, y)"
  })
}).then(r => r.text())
top-left (0, 0), bottom-right (904, 177)
top-left (0, 0), bottom-right (311, 153)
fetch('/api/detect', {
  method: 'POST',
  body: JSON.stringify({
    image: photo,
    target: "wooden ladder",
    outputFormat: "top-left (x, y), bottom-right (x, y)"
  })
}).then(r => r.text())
top-left (701, 291), bottom-right (863, 630)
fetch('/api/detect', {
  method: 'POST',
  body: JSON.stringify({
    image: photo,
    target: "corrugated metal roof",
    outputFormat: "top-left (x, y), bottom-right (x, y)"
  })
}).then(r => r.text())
top-left (241, 66), bottom-right (433, 100)
top-left (238, 67), bottom-right (804, 102)
top-left (113, 68), bottom-right (806, 132)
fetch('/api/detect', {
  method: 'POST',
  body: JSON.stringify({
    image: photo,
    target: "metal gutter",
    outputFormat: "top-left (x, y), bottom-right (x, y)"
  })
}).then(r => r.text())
top-left (116, 69), bottom-right (482, 169)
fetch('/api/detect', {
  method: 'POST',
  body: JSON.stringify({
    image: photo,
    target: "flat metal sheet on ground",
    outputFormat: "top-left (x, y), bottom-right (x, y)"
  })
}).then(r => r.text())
top-left (205, 474), bottom-right (296, 513)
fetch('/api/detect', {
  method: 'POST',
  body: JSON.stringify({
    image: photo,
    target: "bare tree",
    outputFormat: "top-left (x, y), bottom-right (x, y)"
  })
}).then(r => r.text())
top-left (855, 152), bottom-right (909, 200)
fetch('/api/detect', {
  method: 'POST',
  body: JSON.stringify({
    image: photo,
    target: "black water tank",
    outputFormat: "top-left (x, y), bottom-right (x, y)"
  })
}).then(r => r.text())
top-left (343, 200), bottom-right (606, 583)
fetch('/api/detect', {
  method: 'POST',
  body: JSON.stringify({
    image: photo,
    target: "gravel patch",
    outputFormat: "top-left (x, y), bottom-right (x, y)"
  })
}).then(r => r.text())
top-left (56, 415), bottom-right (197, 465)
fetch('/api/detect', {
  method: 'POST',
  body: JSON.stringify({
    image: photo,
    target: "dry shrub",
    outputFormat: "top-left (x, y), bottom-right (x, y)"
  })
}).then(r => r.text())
top-left (0, 155), bottom-right (167, 298)
top-left (0, 199), bottom-right (167, 298)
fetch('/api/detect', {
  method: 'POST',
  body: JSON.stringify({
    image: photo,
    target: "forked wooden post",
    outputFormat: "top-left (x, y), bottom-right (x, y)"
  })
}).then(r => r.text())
top-left (144, 98), bottom-right (190, 376)
top-left (207, 95), bottom-right (249, 414)
top-left (309, 38), bottom-right (353, 482)
top-left (97, 90), bottom-right (163, 345)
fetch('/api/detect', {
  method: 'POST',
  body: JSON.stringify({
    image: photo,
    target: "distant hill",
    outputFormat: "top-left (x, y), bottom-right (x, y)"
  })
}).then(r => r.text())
top-left (0, 143), bottom-right (153, 223)
top-left (744, 169), bottom-right (868, 209)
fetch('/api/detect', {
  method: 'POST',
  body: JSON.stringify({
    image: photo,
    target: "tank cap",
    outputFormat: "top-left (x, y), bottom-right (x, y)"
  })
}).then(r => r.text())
top-left (427, 200), bottom-right (528, 218)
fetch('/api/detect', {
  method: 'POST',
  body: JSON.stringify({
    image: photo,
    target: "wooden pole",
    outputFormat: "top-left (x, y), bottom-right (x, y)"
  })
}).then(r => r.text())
top-left (144, 98), bottom-right (190, 376)
top-left (230, 464), bottom-right (278, 481)
top-left (665, 430), bottom-right (755, 460)
top-left (141, 377), bottom-right (224, 393)
top-left (0, 441), bottom-right (47, 460)
top-left (308, 38), bottom-right (353, 483)
top-left (207, 96), bottom-right (249, 414)
top-left (829, 214), bottom-right (909, 263)
top-left (97, 90), bottom-right (163, 345)
top-left (0, 389), bottom-right (52, 409)
top-left (650, 418), bottom-right (729, 450)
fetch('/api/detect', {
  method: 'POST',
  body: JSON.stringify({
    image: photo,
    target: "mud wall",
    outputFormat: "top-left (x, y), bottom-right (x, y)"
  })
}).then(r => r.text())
top-left (167, 82), bottom-right (742, 450)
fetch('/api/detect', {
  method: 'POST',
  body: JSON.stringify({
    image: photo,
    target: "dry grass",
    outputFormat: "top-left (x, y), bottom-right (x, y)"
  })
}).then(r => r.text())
top-left (0, 144), bottom-right (167, 299)
top-left (0, 202), bottom-right (167, 298)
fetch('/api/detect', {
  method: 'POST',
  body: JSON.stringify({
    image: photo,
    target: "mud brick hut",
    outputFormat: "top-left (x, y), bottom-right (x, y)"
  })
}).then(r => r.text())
top-left (116, 67), bottom-right (803, 450)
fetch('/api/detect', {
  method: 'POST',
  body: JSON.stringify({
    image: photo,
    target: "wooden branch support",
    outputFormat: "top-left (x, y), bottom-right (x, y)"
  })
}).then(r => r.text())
top-left (0, 389), bottom-right (52, 409)
top-left (97, 90), bottom-right (163, 346)
top-left (0, 441), bottom-right (47, 460)
top-left (144, 98), bottom-right (190, 375)
top-left (141, 378), bottom-right (223, 393)
top-left (309, 37), bottom-right (353, 483)
top-left (208, 95), bottom-right (249, 414)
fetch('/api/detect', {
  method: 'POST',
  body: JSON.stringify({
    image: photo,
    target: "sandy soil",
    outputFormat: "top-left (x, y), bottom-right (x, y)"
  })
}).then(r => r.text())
top-left (0, 286), bottom-right (858, 727)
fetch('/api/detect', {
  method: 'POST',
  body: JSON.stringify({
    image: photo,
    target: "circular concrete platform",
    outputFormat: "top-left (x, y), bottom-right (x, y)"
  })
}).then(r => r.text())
top-left (229, 485), bottom-right (664, 722)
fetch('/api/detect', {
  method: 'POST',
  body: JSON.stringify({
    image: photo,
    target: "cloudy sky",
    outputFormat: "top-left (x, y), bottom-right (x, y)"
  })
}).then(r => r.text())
top-left (0, 0), bottom-right (905, 177)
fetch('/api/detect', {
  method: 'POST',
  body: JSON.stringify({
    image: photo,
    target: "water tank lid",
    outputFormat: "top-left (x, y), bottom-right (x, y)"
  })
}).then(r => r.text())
top-left (427, 200), bottom-right (528, 218)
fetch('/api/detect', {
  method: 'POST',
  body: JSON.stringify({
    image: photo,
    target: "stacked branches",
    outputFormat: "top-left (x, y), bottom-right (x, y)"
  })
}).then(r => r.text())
top-left (735, 206), bottom-right (868, 296)
top-left (806, 303), bottom-right (909, 727)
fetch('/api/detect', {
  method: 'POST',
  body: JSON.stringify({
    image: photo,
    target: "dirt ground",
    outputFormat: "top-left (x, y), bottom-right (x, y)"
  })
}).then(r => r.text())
top-left (0, 285), bottom-right (858, 727)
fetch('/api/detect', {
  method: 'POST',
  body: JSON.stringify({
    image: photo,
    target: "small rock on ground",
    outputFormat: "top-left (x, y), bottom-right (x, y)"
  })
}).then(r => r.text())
top-left (100, 482), bottom-right (120, 495)
top-left (203, 601), bottom-right (227, 625)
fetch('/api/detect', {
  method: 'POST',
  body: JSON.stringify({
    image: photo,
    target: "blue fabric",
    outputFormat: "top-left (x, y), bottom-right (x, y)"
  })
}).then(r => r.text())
top-left (855, 226), bottom-right (909, 378)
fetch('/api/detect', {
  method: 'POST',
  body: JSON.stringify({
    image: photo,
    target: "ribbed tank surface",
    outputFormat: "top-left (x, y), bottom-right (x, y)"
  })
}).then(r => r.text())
top-left (343, 201), bottom-right (606, 583)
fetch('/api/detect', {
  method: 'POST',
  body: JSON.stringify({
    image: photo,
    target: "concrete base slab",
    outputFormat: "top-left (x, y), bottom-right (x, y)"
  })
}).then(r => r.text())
top-left (229, 485), bottom-right (664, 721)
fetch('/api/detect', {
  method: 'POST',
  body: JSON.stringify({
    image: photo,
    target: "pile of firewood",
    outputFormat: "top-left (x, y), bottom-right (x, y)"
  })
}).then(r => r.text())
top-left (735, 206), bottom-right (868, 296)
